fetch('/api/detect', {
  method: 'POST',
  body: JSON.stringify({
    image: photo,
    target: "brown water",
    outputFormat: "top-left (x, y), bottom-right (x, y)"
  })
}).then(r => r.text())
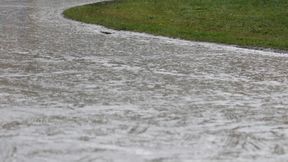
top-left (1, 0), bottom-right (288, 161)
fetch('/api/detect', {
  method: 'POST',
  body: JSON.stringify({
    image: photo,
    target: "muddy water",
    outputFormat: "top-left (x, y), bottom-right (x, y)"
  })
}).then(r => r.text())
top-left (1, 0), bottom-right (288, 161)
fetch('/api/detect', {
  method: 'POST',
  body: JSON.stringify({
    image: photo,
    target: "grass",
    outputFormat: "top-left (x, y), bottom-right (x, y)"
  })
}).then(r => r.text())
top-left (63, 0), bottom-right (288, 50)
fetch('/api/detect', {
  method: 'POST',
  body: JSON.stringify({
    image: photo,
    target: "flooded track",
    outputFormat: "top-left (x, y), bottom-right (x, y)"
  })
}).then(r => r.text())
top-left (1, 0), bottom-right (288, 161)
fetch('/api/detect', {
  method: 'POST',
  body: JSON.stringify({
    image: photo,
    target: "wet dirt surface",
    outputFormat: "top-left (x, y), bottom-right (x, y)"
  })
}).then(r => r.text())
top-left (1, 0), bottom-right (288, 161)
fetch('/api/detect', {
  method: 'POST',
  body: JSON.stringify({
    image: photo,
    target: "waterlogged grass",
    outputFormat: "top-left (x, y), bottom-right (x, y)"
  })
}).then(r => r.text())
top-left (64, 0), bottom-right (288, 50)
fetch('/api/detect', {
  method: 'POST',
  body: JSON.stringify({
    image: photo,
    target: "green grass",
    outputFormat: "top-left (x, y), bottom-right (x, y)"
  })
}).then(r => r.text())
top-left (63, 0), bottom-right (288, 50)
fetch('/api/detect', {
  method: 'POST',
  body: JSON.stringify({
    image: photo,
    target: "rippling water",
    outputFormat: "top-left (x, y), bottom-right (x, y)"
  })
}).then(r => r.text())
top-left (1, 0), bottom-right (288, 161)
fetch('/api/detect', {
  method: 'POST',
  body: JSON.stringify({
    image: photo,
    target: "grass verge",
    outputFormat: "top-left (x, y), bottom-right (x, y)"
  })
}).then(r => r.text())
top-left (63, 0), bottom-right (288, 50)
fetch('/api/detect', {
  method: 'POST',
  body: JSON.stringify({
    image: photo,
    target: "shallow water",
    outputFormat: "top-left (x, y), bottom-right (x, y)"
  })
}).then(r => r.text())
top-left (1, 0), bottom-right (288, 161)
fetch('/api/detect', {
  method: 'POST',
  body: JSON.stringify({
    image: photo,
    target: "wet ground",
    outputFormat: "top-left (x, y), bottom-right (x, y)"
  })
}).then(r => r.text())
top-left (1, 0), bottom-right (288, 161)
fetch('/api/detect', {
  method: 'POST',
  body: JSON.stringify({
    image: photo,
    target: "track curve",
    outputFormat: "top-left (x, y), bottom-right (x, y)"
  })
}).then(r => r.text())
top-left (0, 0), bottom-right (288, 161)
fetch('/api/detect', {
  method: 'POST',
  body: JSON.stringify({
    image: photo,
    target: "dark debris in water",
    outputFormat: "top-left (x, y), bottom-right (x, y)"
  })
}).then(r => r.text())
top-left (100, 31), bottom-right (112, 35)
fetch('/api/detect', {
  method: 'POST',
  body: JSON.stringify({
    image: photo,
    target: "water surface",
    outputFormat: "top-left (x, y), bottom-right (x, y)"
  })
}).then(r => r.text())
top-left (1, 0), bottom-right (288, 161)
